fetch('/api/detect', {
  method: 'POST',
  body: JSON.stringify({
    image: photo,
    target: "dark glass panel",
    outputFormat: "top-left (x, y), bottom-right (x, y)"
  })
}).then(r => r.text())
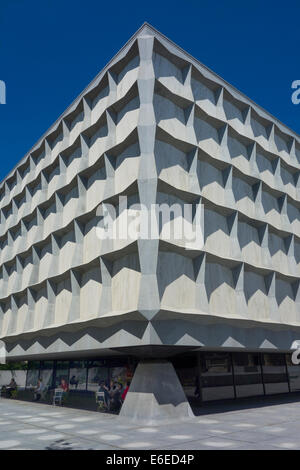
top-left (262, 353), bottom-right (289, 394)
top-left (233, 353), bottom-right (264, 397)
top-left (172, 354), bottom-right (200, 402)
top-left (200, 352), bottom-right (234, 401)
top-left (69, 361), bottom-right (87, 390)
top-left (286, 354), bottom-right (300, 392)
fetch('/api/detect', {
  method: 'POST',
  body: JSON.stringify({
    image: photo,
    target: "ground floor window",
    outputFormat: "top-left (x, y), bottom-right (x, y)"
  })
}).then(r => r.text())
top-left (69, 360), bottom-right (88, 390)
top-left (55, 361), bottom-right (70, 389)
top-left (171, 355), bottom-right (198, 402)
top-left (26, 361), bottom-right (40, 388)
top-left (87, 360), bottom-right (109, 392)
top-left (200, 352), bottom-right (235, 401)
top-left (2, 357), bottom-right (136, 411)
top-left (3, 352), bottom-right (300, 408)
top-left (0, 362), bottom-right (27, 389)
top-left (261, 353), bottom-right (289, 395)
top-left (286, 354), bottom-right (300, 392)
top-left (233, 353), bottom-right (264, 398)
top-left (110, 364), bottom-right (134, 388)
top-left (39, 361), bottom-right (54, 389)
top-left (173, 351), bottom-right (297, 403)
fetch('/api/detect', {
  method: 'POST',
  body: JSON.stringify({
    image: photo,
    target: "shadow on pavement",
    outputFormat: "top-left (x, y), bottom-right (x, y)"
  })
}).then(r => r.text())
top-left (191, 391), bottom-right (300, 416)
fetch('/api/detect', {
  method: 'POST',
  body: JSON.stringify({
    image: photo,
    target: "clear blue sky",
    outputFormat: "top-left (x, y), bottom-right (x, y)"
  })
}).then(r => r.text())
top-left (0, 0), bottom-right (299, 181)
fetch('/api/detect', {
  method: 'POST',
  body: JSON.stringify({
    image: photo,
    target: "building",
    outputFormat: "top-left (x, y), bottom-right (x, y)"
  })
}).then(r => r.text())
top-left (0, 23), bottom-right (300, 420)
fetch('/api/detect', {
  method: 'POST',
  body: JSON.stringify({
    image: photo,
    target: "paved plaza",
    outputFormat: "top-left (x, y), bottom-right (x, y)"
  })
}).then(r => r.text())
top-left (1, 396), bottom-right (300, 449)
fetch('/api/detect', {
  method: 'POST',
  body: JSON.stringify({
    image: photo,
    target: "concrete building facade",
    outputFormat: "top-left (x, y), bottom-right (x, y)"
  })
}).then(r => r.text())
top-left (0, 24), bottom-right (300, 419)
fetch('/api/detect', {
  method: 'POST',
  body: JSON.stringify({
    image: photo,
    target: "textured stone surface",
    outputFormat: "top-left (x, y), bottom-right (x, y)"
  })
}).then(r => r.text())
top-left (120, 360), bottom-right (194, 422)
top-left (0, 23), bottom-right (299, 359)
top-left (2, 396), bottom-right (300, 449)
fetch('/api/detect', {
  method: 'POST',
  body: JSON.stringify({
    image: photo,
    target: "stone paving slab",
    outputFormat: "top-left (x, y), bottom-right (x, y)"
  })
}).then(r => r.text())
top-left (1, 397), bottom-right (300, 449)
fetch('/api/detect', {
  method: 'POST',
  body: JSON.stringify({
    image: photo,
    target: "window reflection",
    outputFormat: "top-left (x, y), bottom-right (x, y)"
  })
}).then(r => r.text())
top-left (233, 353), bottom-right (264, 397)
top-left (286, 354), bottom-right (300, 391)
top-left (87, 360), bottom-right (108, 392)
top-left (40, 362), bottom-right (54, 389)
top-left (110, 365), bottom-right (134, 388)
top-left (21, 352), bottom-right (295, 407)
top-left (26, 369), bottom-right (40, 388)
top-left (200, 352), bottom-right (234, 401)
top-left (172, 355), bottom-right (200, 402)
top-left (69, 361), bottom-right (87, 390)
top-left (55, 361), bottom-right (69, 388)
top-left (26, 361), bottom-right (40, 388)
top-left (262, 354), bottom-right (289, 394)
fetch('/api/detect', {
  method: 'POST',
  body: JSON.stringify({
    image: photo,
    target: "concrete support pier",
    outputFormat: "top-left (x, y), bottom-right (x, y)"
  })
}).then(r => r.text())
top-left (120, 360), bottom-right (194, 423)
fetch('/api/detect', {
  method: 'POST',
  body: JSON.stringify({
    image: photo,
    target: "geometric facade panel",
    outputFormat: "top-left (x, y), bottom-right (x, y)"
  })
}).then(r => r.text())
top-left (0, 23), bottom-right (299, 359)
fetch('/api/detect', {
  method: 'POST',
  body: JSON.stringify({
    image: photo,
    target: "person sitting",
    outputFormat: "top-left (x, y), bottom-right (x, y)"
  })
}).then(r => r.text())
top-left (60, 378), bottom-right (69, 392)
top-left (33, 378), bottom-right (44, 401)
top-left (69, 375), bottom-right (79, 389)
top-left (8, 378), bottom-right (17, 389)
top-left (121, 381), bottom-right (130, 402)
top-left (6, 378), bottom-right (17, 398)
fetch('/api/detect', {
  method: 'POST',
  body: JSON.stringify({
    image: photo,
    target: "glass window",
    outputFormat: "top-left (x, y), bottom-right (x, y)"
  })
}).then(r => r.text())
top-left (13, 370), bottom-right (27, 388)
top-left (87, 361), bottom-right (108, 392)
top-left (40, 369), bottom-right (53, 389)
top-left (69, 361), bottom-right (87, 390)
top-left (28, 361), bottom-right (41, 370)
top-left (0, 362), bottom-right (27, 388)
top-left (40, 361), bottom-right (54, 370)
top-left (262, 354), bottom-right (289, 394)
top-left (286, 354), bottom-right (300, 392)
top-left (26, 361), bottom-right (41, 388)
top-left (55, 361), bottom-right (69, 388)
top-left (172, 355), bottom-right (200, 402)
top-left (200, 352), bottom-right (234, 401)
top-left (37, 361), bottom-right (54, 390)
top-left (0, 369), bottom-right (26, 388)
top-left (233, 353), bottom-right (264, 397)
top-left (26, 369), bottom-right (40, 389)
top-left (110, 364), bottom-right (135, 388)
top-left (0, 361), bottom-right (27, 371)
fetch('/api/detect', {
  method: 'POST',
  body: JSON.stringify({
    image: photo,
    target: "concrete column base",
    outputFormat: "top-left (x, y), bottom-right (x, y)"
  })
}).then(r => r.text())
top-left (120, 360), bottom-right (194, 424)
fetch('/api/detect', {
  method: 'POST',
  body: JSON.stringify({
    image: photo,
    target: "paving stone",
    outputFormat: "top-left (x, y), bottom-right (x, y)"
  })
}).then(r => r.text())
top-left (1, 397), bottom-right (300, 449)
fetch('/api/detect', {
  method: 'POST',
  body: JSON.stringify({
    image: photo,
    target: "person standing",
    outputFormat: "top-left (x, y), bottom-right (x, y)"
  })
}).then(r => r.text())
top-left (109, 383), bottom-right (123, 411)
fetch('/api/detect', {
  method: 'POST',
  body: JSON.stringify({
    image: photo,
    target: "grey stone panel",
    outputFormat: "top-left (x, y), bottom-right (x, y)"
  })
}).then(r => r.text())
top-left (120, 360), bottom-right (194, 423)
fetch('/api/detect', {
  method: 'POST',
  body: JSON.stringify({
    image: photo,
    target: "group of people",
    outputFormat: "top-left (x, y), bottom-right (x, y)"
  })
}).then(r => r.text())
top-left (98, 380), bottom-right (130, 411)
top-left (1, 376), bottom-right (69, 401)
top-left (33, 377), bottom-right (68, 401)
top-left (2, 375), bottom-right (130, 412)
